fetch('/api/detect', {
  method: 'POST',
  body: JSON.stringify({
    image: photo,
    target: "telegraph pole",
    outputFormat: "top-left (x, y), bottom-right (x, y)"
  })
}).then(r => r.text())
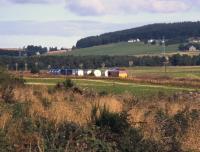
top-left (162, 37), bottom-right (167, 74)
top-left (25, 63), bottom-right (28, 71)
top-left (35, 62), bottom-right (38, 69)
top-left (6, 64), bottom-right (9, 71)
top-left (15, 63), bottom-right (18, 72)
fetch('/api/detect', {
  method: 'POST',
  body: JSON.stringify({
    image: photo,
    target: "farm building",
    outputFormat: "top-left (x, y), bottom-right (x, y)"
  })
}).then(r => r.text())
top-left (189, 46), bottom-right (197, 52)
top-left (108, 69), bottom-right (128, 78)
top-left (48, 69), bottom-right (61, 75)
top-left (128, 39), bottom-right (140, 43)
top-left (60, 69), bottom-right (73, 75)
top-left (48, 68), bottom-right (128, 78)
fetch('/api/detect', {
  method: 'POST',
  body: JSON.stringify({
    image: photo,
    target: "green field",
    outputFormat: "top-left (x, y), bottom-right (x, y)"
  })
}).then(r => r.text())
top-left (24, 66), bottom-right (200, 98)
top-left (65, 42), bottom-right (179, 56)
top-left (126, 66), bottom-right (200, 79)
top-left (24, 77), bottom-right (199, 99)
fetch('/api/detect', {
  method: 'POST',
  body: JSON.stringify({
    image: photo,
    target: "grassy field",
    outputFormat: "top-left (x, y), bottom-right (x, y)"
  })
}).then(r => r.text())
top-left (64, 42), bottom-right (179, 56)
top-left (24, 66), bottom-right (200, 98)
top-left (24, 77), bottom-right (199, 99)
top-left (126, 66), bottom-right (200, 79)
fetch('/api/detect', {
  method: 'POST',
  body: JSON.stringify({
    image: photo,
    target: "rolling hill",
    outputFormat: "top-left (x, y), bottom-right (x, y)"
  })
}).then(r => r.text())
top-left (65, 42), bottom-right (179, 56)
top-left (76, 22), bottom-right (200, 48)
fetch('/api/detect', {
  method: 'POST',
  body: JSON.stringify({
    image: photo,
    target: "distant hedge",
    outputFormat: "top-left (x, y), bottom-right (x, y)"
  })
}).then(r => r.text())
top-left (0, 54), bottom-right (199, 70)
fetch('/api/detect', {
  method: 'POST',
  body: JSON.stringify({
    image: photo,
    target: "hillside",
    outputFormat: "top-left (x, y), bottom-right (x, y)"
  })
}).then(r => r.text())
top-left (66, 42), bottom-right (179, 56)
top-left (76, 22), bottom-right (200, 48)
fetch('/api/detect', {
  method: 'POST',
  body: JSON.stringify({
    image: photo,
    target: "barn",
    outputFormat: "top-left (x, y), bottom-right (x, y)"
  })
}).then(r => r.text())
top-left (108, 68), bottom-right (128, 78)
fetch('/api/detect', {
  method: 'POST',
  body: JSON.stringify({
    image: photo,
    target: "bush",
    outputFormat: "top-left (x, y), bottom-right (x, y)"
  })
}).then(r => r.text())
top-left (155, 110), bottom-right (183, 152)
top-left (0, 69), bottom-right (24, 104)
top-left (0, 130), bottom-right (11, 152)
top-left (63, 79), bottom-right (74, 89)
top-left (99, 91), bottom-right (108, 96)
top-left (1, 85), bottom-right (14, 104)
top-left (94, 106), bottom-right (129, 133)
top-left (41, 98), bottom-right (52, 109)
top-left (55, 79), bottom-right (75, 90)
top-left (12, 103), bottom-right (29, 119)
top-left (30, 67), bottom-right (40, 74)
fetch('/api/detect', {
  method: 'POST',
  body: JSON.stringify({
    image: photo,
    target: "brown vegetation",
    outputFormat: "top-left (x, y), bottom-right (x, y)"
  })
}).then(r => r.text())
top-left (0, 78), bottom-right (199, 151)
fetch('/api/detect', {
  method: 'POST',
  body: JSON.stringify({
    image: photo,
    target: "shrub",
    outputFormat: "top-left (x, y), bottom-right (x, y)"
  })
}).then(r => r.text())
top-left (119, 128), bottom-right (162, 152)
top-left (99, 91), bottom-right (108, 96)
top-left (0, 69), bottom-right (24, 104)
top-left (155, 110), bottom-right (183, 152)
top-left (189, 109), bottom-right (199, 121)
top-left (0, 129), bottom-right (12, 152)
top-left (94, 106), bottom-right (129, 134)
top-left (35, 117), bottom-right (79, 151)
top-left (41, 98), bottom-right (52, 109)
top-left (30, 67), bottom-right (40, 74)
top-left (63, 79), bottom-right (74, 89)
top-left (1, 85), bottom-right (14, 104)
top-left (174, 111), bottom-right (189, 134)
top-left (55, 79), bottom-right (75, 90)
top-left (12, 103), bottom-right (29, 119)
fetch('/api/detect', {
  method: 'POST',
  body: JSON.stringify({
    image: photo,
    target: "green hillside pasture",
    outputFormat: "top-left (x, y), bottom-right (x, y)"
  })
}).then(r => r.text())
top-left (65, 42), bottom-right (179, 56)
top-left (24, 78), bottom-right (198, 99)
top-left (127, 66), bottom-right (200, 79)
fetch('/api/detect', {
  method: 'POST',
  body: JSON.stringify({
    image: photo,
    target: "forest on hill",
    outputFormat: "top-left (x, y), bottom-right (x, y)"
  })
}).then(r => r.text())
top-left (76, 22), bottom-right (200, 48)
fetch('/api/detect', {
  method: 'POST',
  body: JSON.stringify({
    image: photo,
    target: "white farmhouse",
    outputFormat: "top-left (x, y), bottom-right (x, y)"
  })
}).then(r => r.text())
top-left (189, 46), bottom-right (197, 52)
top-left (148, 39), bottom-right (155, 43)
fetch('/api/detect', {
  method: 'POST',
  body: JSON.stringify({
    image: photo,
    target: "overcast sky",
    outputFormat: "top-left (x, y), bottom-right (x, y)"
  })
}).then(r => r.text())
top-left (0, 0), bottom-right (200, 48)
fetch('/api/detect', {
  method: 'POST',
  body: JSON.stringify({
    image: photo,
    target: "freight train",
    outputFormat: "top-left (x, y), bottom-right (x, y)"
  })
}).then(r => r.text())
top-left (48, 68), bottom-right (128, 78)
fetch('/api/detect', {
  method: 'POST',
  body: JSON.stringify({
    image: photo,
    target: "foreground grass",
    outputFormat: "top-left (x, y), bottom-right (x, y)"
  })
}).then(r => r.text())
top-left (1, 70), bottom-right (200, 151)
top-left (24, 78), bottom-right (198, 99)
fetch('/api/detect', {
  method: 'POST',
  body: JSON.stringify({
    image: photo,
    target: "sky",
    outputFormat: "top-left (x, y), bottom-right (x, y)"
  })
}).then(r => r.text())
top-left (0, 0), bottom-right (200, 48)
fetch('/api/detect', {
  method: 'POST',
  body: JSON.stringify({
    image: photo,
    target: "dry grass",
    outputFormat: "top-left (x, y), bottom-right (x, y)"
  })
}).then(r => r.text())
top-left (12, 86), bottom-right (123, 126)
top-left (0, 85), bottom-right (199, 151)
top-left (127, 99), bottom-right (200, 151)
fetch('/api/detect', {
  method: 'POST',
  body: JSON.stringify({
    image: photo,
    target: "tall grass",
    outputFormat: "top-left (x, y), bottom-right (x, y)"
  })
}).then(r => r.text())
top-left (0, 70), bottom-right (199, 151)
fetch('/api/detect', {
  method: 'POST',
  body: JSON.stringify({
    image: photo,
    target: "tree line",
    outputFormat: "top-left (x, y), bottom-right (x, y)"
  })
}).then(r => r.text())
top-left (0, 45), bottom-right (61, 57)
top-left (76, 22), bottom-right (200, 48)
top-left (0, 54), bottom-right (199, 70)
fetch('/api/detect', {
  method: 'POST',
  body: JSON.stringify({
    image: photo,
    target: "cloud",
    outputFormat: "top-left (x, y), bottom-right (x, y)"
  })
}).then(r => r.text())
top-left (0, 0), bottom-right (65, 4)
top-left (66, 0), bottom-right (197, 16)
top-left (0, 20), bottom-right (134, 37)
top-left (0, 20), bottom-right (138, 47)
top-left (0, 0), bottom-right (198, 15)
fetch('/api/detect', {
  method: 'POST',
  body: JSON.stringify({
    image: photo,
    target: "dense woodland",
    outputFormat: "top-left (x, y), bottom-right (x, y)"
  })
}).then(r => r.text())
top-left (0, 54), bottom-right (199, 70)
top-left (76, 22), bottom-right (200, 48)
